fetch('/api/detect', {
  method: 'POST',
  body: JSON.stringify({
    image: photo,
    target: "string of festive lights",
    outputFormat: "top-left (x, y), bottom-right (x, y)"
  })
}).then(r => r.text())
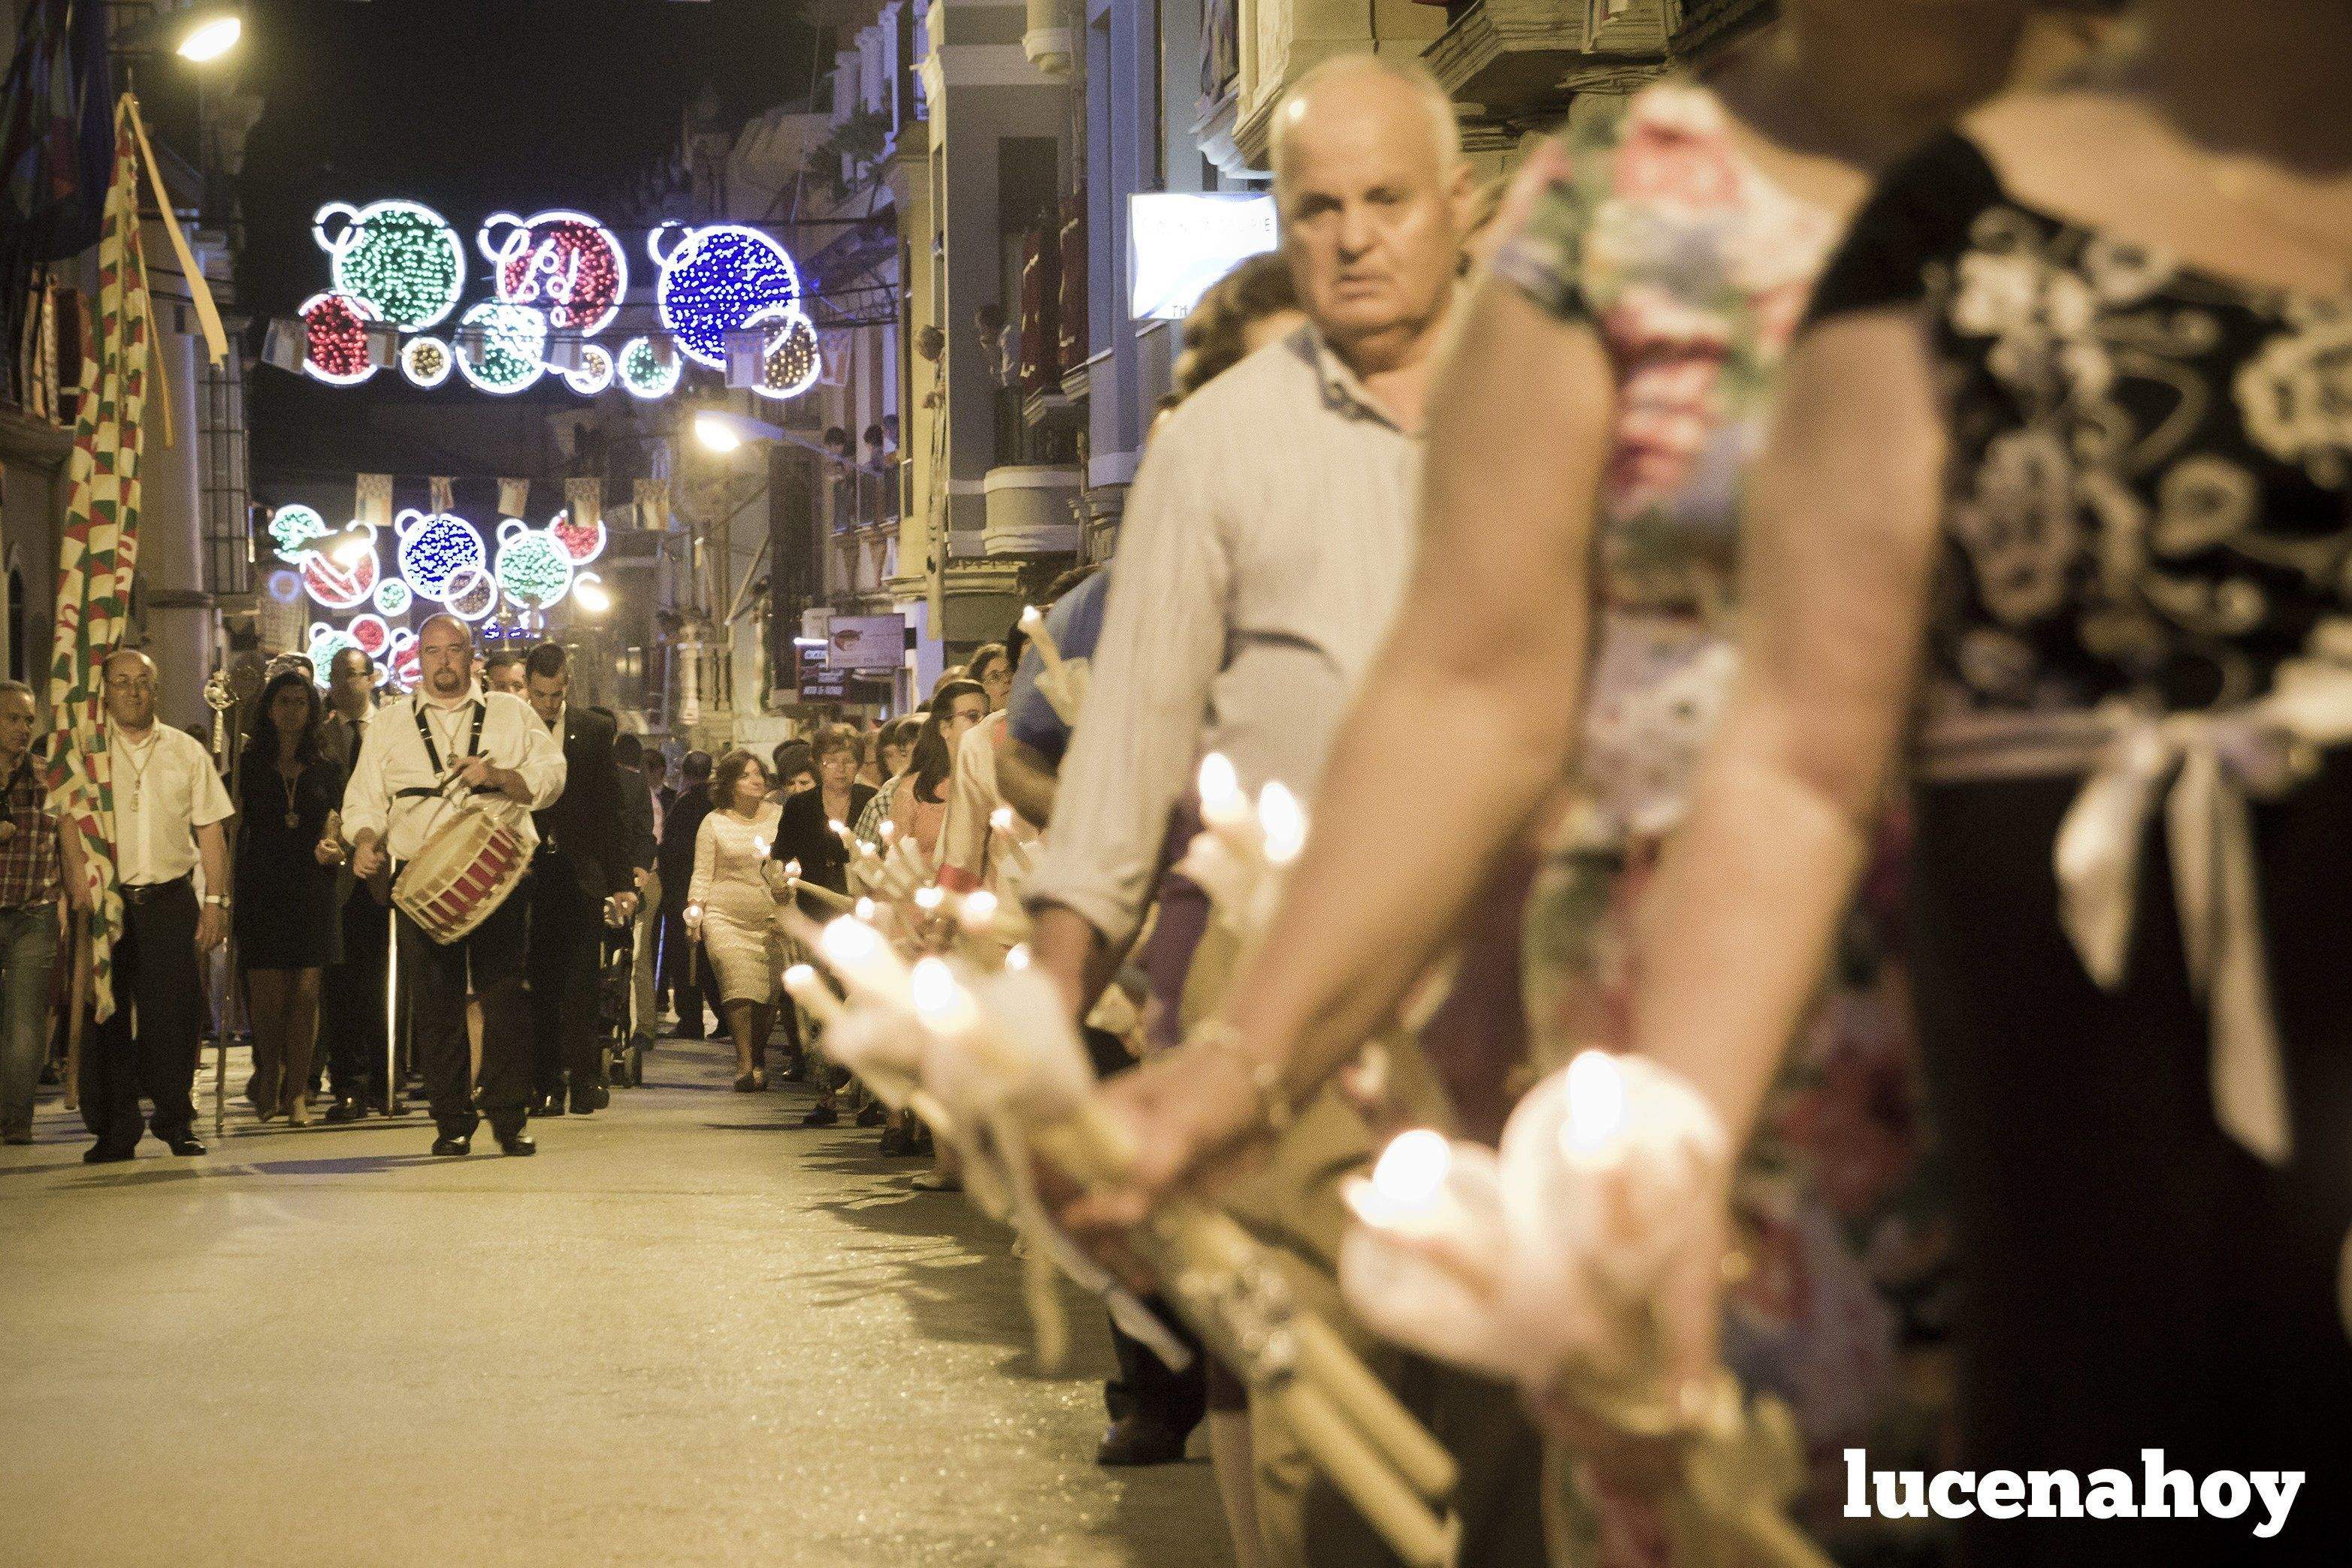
top-left (494, 519), bottom-right (575, 610)
top-left (268, 503), bottom-right (331, 563)
top-left (618, 335), bottom-right (682, 399)
top-left (564, 343), bottom-right (615, 396)
top-left (753, 307), bottom-right (823, 400)
top-left (301, 292), bottom-right (379, 386)
top-left (399, 336), bottom-right (454, 388)
top-left (549, 509), bottom-right (607, 567)
top-left (651, 222), bottom-right (802, 368)
top-left (315, 199), bottom-right (466, 331)
top-left (394, 509), bottom-right (488, 602)
top-left (482, 210), bottom-right (627, 337)
top-left (454, 301), bottom-right (549, 394)
top-left (302, 531), bottom-right (379, 612)
top-left (371, 576), bottom-right (414, 618)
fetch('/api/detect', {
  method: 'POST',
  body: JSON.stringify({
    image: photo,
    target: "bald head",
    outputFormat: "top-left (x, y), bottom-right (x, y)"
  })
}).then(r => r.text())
top-left (1267, 52), bottom-right (1468, 365)
top-left (416, 613), bottom-right (476, 700)
top-left (101, 648), bottom-right (159, 732)
top-left (1270, 54), bottom-right (1460, 189)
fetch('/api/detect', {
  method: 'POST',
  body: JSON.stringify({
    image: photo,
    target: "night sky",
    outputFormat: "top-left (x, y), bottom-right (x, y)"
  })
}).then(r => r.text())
top-left (234, 0), bottom-right (818, 485)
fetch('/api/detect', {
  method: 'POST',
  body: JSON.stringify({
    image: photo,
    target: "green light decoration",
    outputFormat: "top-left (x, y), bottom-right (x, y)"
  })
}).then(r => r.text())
top-left (372, 576), bottom-right (414, 617)
top-left (494, 518), bottom-right (574, 609)
top-left (454, 301), bottom-right (548, 395)
top-left (313, 200), bottom-right (466, 331)
top-left (268, 503), bottom-right (331, 563)
top-left (618, 335), bottom-right (682, 400)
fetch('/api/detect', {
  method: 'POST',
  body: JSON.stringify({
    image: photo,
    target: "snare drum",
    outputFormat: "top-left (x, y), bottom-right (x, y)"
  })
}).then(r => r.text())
top-left (393, 806), bottom-right (528, 944)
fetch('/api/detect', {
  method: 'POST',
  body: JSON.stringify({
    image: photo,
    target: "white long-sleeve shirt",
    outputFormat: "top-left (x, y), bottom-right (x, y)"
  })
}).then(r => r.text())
top-left (339, 686), bottom-right (566, 862)
top-left (1023, 325), bottom-right (1420, 947)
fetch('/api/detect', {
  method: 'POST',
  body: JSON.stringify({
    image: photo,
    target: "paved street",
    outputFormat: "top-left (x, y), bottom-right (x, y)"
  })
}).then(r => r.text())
top-left (0, 1035), bottom-right (1223, 1568)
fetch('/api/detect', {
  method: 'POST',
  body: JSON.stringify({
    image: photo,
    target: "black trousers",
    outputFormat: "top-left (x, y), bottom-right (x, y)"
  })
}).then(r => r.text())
top-left (659, 910), bottom-right (706, 1035)
top-left (80, 878), bottom-right (202, 1148)
top-left (528, 861), bottom-right (605, 1095)
top-left (1082, 1025), bottom-right (1208, 1437)
top-left (324, 887), bottom-right (390, 1100)
top-left (398, 875), bottom-right (531, 1138)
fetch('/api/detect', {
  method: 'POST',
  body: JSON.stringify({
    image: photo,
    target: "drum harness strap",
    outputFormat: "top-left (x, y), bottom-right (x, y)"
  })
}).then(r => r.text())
top-left (397, 699), bottom-right (499, 804)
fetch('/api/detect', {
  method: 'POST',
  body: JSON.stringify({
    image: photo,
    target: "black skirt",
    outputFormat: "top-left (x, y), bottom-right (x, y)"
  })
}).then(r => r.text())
top-left (233, 761), bottom-right (346, 970)
top-left (1906, 758), bottom-right (2352, 1566)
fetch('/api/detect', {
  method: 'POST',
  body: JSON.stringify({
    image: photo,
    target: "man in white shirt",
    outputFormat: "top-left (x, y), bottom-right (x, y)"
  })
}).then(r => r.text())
top-left (343, 615), bottom-right (565, 1157)
top-left (81, 649), bottom-right (234, 1163)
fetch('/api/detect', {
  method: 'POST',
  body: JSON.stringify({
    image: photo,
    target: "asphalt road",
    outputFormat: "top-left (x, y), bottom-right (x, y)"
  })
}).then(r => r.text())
top-left (0, 1032), bottom-right (1225, 1567)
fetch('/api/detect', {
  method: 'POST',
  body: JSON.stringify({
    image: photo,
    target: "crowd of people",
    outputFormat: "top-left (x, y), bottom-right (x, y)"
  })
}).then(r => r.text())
top-left (11, 1), bottom-right (2352, 1561)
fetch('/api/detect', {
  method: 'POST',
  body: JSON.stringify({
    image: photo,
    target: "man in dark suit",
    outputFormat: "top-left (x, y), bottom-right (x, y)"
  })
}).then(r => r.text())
top-left (316, 647), bottom-right (396, 1119)
top-left (521, 643), bottom-right (650, 1115)
top-left (656, 750), bottom-right (714, 1040)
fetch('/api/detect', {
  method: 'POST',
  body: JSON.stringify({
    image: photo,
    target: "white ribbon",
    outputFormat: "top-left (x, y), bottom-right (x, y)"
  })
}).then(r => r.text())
top-left (2052, 663), bottom-right (2352, 1166)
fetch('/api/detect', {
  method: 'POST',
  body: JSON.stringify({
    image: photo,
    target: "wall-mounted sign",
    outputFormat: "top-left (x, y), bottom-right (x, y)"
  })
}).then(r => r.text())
top-left (1128, 192), bottom-right (1278, 322)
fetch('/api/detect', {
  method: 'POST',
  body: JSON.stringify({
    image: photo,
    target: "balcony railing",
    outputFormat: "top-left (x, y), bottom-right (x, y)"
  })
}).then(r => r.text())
top-left (827, 465), bottom-right (899, 534)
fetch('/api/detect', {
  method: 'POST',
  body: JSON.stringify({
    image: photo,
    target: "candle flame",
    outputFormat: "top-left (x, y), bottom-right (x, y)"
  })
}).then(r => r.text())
top-left (1019, 605), bottom-right (1042, 628)
top-left (879, 820), bottom-right (898, 844)
top-left (754, 838), bottom-right (772, 857)
top-left (914, 886), bottom-right (944, 912)
top-left (1561, 1050), bottom-right (1628, 1159)
top-left (1197, 752), bottom-right (1240, 814)
top-left (1004, 944), bottom-right (1031, 971)
top-left (855, 896), bottom-right (877, 922)
top-left (960, 889), bottom-right (999, 927)
top-left (909, 956), bottom-right (971, 1027)
top-left (1259, 781), bottom-right (1307, 865)
top-left (821, 917), bottom-right (880, 965)
top-left (783, 962), bottom-right (817, 991)
top-left (989, 805), bottom-right (1015, 832)
top-left (684, 903), bottom-right (702, 922)
top-left (1369, 1128), bottom-right (1453, 1210)
top-left (784, 857), bottom-right (802, 878)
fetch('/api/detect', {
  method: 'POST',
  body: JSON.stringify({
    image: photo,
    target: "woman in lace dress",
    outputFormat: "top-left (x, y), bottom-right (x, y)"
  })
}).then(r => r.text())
top-left (686, 749), bottom-right (787, 1092)
top-left (1628, 5), bottom-right (2352, 1559)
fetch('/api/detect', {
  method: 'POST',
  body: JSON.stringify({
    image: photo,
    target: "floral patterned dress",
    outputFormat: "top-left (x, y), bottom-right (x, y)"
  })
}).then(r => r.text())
top-left (1804, 131), bottom-right (2352, 1563)
top-left (1491, 83), bottom-right (1955, 1563)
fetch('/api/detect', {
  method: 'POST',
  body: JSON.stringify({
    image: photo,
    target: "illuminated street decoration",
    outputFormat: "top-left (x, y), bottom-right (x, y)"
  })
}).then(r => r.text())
top-left (307, 624), bottom-right (364, 687)
top-left (549, 508), bottom-right (607, 566)
top-left (453, 301), bottom-right (548, 394)
top-left (314, 199), bottom-right (466, 331)
top-left (494, 518), bottom-right (574, 610)
top-left (650, 221), bottom-right (802, 367)
top-left (346, 613), bottom-right (393, 660)
top-left (301, 527), bottom-right (380, 611)
top-left (268, 503), bottom-right (331, 563)
top-left (617, 336), bottom-right (682, 399)
top-left (400, 336), bottom-right (454, 388)
top-left (394, 509), bottom-right (488, 602)
top-left (480, 210), bottom-right (627, 337)
top-left (563, 343), bottom-right (615, 395)
top-left (443, 562), bottom-right (499, 621)
top-left (388, 632), bottom-right (421, 690)
top-left (751, 306), bottom-right (821, 400)
top-left (371, 576), bottom-right (414, 617)
top-left (300, 292), bottom-right (379, 385)
top-left (265, 569), bottom-right (303, 606)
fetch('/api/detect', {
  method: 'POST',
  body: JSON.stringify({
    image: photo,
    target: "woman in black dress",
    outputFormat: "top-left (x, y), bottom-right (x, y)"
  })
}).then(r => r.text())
top-left (774, 724), bottom-right (876, 1125)
top-left (1624, 8), bottom-right (2352, 1560)
top-left (236, 670), bottom-right (346, 1125)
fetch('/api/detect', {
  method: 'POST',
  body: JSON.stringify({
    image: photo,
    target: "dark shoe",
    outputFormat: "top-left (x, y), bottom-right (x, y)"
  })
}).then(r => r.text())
top-left (535, 1093), bottom-right (567, 1117)
top-left (854, 1101), bottom-right (884, 1128)
top-left (431, 1134), bottom-right (471, 1157)
top-left (878, 1125), bottom-right (912, 1156)
top-left (3, 1130), bottom-right (32, 1147)
top-left (324, 1098), bottom-right (368, 1124)
top-left (496, 1130), bottom-right (537, 1157)
top-left (83, 1143), bottom-right (136, 1164)
top-left (733, 1073), bottom-right (760, 1093)
top-left (568, 1083), bottom-right (609, 1115)
top-left (676, 1025), bottom-right (706, 1041)
top-left (1096, 1415), bottom-right (1189, 1467)
top-left (800, 1103), bottom-right (839, 1127)
top-left (777, 1050), bottom-right (806, 1082)
top-left (165, 1134), bottom-right (207, 1157)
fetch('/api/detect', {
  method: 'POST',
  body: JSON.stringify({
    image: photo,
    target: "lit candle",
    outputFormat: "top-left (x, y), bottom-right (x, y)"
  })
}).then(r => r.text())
top-left (1196, 752), bottom-right (1247, 831)
top-left (1347, 1129), bottom-right (1458, 1237)
top-left (914, 885), bottom-right (945, 914)
top-left (1020, 604), bottom-right (1066, 678)
top-left (819, 916), bottom-right (919, 1009)
top-left (782, 963), bottom-right (846, 1029)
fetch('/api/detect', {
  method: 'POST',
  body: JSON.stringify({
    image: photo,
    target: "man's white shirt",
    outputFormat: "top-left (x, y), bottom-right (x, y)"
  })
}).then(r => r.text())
top-left (108, 721), bottom-right (234, 886)
top-left (339, 686), bottom-right (565, 862)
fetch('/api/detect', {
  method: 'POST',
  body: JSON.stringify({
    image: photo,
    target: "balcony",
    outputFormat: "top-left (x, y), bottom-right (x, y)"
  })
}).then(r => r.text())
top-left (981, 464), bottom-right (1082, 557)
top-left (1423, 0), bottom-right (1669, 132)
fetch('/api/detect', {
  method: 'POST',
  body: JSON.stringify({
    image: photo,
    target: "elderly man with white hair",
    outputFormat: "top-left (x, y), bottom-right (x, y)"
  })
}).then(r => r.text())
top-left (1026, 52), bottom-right (1546, 1568)
top-left (79, 648), bottom-right (235, 1163)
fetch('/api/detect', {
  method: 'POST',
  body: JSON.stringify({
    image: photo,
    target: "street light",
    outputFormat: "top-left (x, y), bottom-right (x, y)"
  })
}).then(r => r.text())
top-left (176, 8), bottom-right (242, 61)
top-left (692, 408), bottom-right (785, 454)
top-left (116, 3), bottom-right (246, 62)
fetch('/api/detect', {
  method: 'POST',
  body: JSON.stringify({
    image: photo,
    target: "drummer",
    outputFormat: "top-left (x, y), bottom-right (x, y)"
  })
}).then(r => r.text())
top-left (341, 614), bottom-right (565, 1158)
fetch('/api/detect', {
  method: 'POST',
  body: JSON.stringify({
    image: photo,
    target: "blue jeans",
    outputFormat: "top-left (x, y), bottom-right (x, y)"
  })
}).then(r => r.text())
top-left (0, 903), bottom-right (59, 1138)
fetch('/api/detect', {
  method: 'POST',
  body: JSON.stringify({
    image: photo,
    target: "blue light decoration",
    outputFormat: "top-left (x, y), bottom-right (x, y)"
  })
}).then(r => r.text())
top-left (400, 336), bottom-right (455, 388)
top-left (268, 503), bottom-right (331, 563)
top-left (750, 305), bottom-right (822, 401)
top-left (394, 509), bottom-right (488, 603)
top-left (617, 336), bottom-right (682, 399)
top-left (563, 343), bottom-right (615, 395)
top-left (494, 518), bottom-right (574, 611)
top-left (371, 576), bottom-right (414, 617)
top-left (314, 199), bottom-right (467, 332)
top-left (479, 210), bottom-right (628, 338)
top-left (454, 301), bottom-right (549, 394)
top-left (265, 569), bottom-right (303, 606)
top-left (649, 222), bottom-right (802, 368)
